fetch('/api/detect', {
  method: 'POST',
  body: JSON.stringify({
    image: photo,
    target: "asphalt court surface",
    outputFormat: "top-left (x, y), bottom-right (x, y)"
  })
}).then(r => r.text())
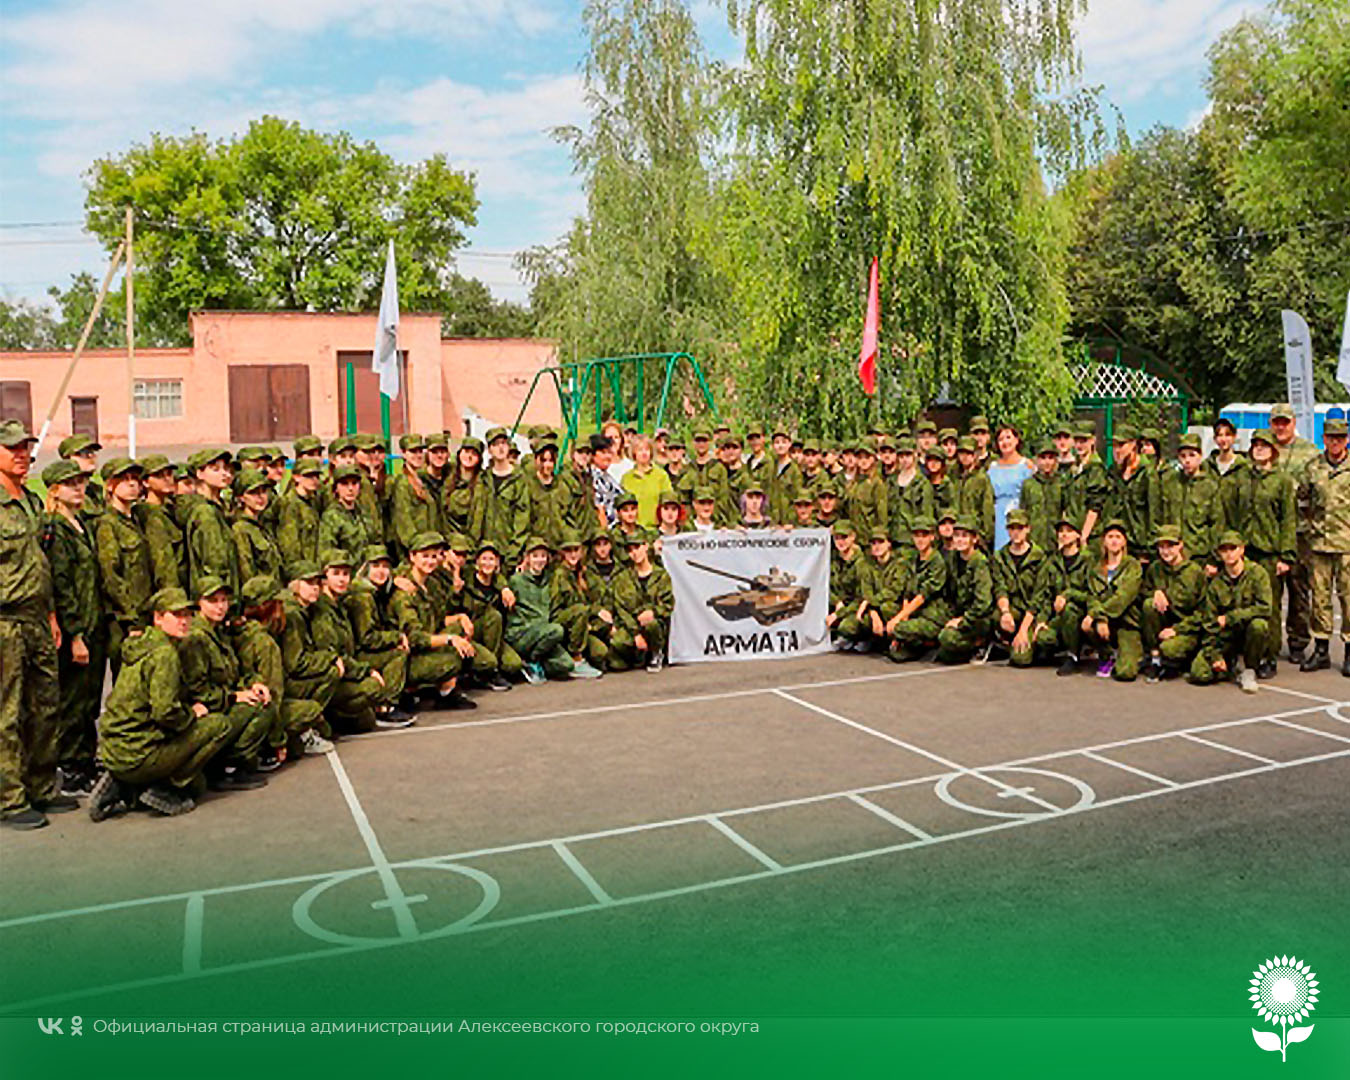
top-left (3, 651), bottom-right (1349, 1014)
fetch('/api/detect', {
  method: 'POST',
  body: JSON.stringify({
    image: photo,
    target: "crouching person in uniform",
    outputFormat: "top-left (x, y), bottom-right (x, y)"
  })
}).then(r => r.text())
top-left (1083, 520), bottom-right (1143, 681)
top-left (936, 516), bottom-right (994, 664)
top-left (550, 528), bottom-right (607, 677)
top-left (827, 520), bottom-right (869, 650)
top-left (889, 516), bottom-right (950, 661)
top-left (1140, 525), bottom-right (1205, 682)
top-left (608, 530), bottom-right (674, 673)
top-left (1036, 516), bottom-right (1092, 676)
top-left (390, 532), bottom-right (477, 710)
top-left (1189, 531), bottom-right (1271, 693)
top-left (507, 536), bottom-right (578, 681)
top-left (89, 588), bottom-right (233, 820)
top-left (992, 509), bottom-right (1052, 667)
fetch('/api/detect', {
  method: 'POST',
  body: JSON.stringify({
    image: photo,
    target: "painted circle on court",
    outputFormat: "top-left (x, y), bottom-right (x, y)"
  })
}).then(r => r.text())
top-left (292, 862), bottom-right (500, 947)
top-left (934, 767), bottom-right (1095, 819)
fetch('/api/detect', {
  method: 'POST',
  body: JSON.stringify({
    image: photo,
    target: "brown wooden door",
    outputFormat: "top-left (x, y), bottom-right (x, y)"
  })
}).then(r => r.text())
top-left (70, 397), bottom-right (99, 442)
top-left (336, 351), bottom-right (406, 437)
top-left (0, 381), bottom-right (33, 429)
top-left (228, 365), bottom-right (312, 442)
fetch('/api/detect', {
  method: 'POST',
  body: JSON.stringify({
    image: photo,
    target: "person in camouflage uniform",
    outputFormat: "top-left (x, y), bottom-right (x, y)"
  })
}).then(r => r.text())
top-left (1188, 532), bottom-right (1271, 693)
top-left (89, 587), bottom-right (233, 821)
top-left (848, 445), bottom-right (889, 541)
top-left (442, 437), bottom-right (489, 543)
top-left (1104, 427), bottom-right (1159, 563)
top-left (1298, 417), bottom-right (1350, 674)
top-left (137, 454), bottom-right (184, 591)
top-left (1207, 417), bottom-right (1248, 529)
top-left (178, 577), bottom-right (276, 786)
top-left (815, 482), bottom-right (845, 530)
top-left (525, 440), bottom-right (573, 549)
top-left (277, 457), bottom-right (324, 568)
top-left (1083, 520), bottom-right (1144, 681)
top-left (279, 561), bottom-right (347, 729)
top-left (58, 433), bottom-right (104, 520)
top-left (503, 536), bottom-right (576, 680)
top-left (826, 520), bottom-right (867, 649)
top-left (936, 516), bottom-right (994, 664)
top-left (1237, 429), bottom-right (1297, 675)
top-left (1270, 403), bottom-right (1320, 661)
top-left (889, 516), bottom-right (951, 661)
top-left (888, 439), bottom-right (932, 549)
top-left (352, 433), bottom-right (390, 546)
top-left (1035, 516), bottom-right (1093, 676)
top-left (1066, 421), bottom-right (1109, 553)
top-left (923, 447), bottom-right (957, 521)
top-left (482, 427), bottom-right (531, 566)
top-left (184, 448), bottom-right (241, 605)
top-left (390, 532), bottom-right (477, 706)
top-left (318, 464), bottom-right (372, 559)
top-left (232, 469), bottom-right (284, 586)
top-left (608, 530), bottom-right (673, 673)
top-left (1139, 525), bottom-right (1207, 682)
top-left (1020, 442), bottom-right (1064, 555)
top-left (1164, 433), bottom-right (1223, 566)
top-left (677, 431), bottom-right (731, 518)
top-left (389, 434), bottom-right (440, 560)
top-left (954, 438), bottom-right (994, 546)
top-left (765, 427), bottom-right (805, 526)
top-left (461, 540), bottom-right (525, 680)
top-left (550, 529), bottom-right (608, 675)
top-left (348, 545), bottom-right (419, 700)
top-left (41, 459), bottom-right (106, 793)
top-left (854, 528), bottom-right (908, 654)
top-left (95, 458), bottom-right (154, 678)
top-left (992, 509), bottom-right (1051, 666)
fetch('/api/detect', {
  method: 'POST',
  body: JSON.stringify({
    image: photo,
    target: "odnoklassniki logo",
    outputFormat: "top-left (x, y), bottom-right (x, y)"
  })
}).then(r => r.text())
top-left (1249, 956), bottom-right (1318, 1062)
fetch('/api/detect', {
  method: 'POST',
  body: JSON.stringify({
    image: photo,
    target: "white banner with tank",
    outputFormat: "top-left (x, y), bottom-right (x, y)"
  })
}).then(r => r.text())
top-left (662, 528), bottom-right (832, 664)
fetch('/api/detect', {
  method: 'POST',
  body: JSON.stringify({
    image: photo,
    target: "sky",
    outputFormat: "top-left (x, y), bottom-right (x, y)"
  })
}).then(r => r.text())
top-left (0, 0), bottom-right (1263, 309)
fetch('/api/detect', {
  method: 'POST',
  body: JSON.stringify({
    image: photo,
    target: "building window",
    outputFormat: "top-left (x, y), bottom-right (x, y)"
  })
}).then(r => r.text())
top-left (133, 379), bottom-right (183, 419)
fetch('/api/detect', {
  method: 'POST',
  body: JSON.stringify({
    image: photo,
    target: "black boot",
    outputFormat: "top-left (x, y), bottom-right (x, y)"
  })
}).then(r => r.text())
top-left (1300, 640), bottom-right (1330, 672)
top-left (1341, 651), bottom-right (1350, 678)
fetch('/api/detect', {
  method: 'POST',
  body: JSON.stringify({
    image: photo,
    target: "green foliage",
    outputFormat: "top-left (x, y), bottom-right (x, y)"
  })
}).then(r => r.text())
top-left (440, 274), bottom-right (536, 338)
top-left (83, 116), bottom-right (480, 338)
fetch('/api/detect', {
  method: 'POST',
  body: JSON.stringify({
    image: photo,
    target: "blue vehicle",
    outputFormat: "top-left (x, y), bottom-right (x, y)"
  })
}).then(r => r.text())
top-left (1219, 403), bottom-right (1350, 450)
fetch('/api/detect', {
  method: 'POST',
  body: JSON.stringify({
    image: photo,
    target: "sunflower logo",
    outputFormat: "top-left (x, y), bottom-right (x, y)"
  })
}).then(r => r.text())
top-left (1249, 955), bottom-right (1318, 1061)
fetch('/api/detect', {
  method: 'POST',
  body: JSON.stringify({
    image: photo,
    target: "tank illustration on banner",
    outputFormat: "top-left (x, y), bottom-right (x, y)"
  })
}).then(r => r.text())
top-left (687, 561), bottom-right (810, 625)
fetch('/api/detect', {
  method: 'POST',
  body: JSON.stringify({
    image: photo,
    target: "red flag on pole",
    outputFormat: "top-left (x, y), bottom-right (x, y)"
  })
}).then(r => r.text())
top-left (858, 256), bottom-right (879, 396)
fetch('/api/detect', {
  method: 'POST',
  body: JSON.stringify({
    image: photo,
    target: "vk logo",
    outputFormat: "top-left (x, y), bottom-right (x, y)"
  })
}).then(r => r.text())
top-left (37, 1018), bottom-right (63, 1035)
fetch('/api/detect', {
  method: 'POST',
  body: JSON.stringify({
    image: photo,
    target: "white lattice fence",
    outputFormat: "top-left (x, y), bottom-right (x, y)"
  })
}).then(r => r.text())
top-left (1071, 363), bottom-right (1179, 400)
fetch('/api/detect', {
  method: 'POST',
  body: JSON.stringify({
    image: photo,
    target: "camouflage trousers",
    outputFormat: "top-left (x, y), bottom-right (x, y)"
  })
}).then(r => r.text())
top-left (1286, 536), bottom-right (1312, 653)
top-left (1309, 551), bottom-right (1350, 642)
top-left (0, 614), bottom-right (60, 814)
top-left (1140, 605), bottom-right (1201, 671)
top-left (889, 614), bottom-right (945, 660)
top-left (1189, 618), bottom-right (1269, 684)
top-left (474, 606), bottom-right (523, 677)
top-left (994, 607), bottom-right (1057, 667)
top-left (510, 622), bottom-right (577, 677)
top-left (1083, 617), bottom-right (1143, 681)
top-left (112, 713), bottom-right (232, 791)
top-left (936, 616), bottom-right (992, 664)
top-left (1247, 551), bottom-right (1286, 662)
top-left (609, 620), bottom-right (667, 672)
top-left (56, 628), bottom-right (107, 771)
top-left (555, 602), bottom-right (609, 668)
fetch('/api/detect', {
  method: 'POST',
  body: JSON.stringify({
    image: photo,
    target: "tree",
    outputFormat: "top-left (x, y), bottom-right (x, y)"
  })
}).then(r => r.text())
top-left (440, 273), bottom-right (536, 338)
top-left (83, 116), bottom-right (480, 341)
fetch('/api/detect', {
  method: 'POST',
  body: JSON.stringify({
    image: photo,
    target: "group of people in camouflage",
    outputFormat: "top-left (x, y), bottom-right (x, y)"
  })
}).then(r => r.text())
top-left (0, 402), bottom-right (1345, 832)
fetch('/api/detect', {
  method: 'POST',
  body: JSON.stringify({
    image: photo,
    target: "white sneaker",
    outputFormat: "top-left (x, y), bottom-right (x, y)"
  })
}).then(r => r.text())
top-left (1239, 668), bottom-right (1258, 694)
top-left (569, 660), bottom-right (604, 679)
top-left (522, 662), bottom-right (546, 685)
top-left (300, 729), bottom-right (335, 755)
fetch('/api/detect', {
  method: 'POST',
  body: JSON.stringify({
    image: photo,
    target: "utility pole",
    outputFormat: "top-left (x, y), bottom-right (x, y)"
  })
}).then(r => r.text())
top-left (125, 206), bottom-right (136, 457)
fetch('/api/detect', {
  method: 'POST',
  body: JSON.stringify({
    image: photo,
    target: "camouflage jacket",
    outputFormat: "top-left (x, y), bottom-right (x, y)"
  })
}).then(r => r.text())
top-left (95, 507), bottom-right (155, 627)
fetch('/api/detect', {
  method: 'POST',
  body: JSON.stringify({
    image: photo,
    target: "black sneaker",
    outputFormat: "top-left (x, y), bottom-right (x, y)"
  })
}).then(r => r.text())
top-left (88, 772), bottom-right (129, 823)
top-left (1056, 656), bottom-right (1079, 677)
top-left (1144, 659), bottom-right (1161, 684)
top-left (383, 705), bottom-right (415, 722)
top-left (646, 653), bottom-right (665, 673)
top-left (34, 793), bottom-right (80, 813)
top-left (1257, 659), bottom-right (1277, 680)
top-left (0, 807), bottom-right (48, 830)
top-left (139, 785), bottom-right (196, 816)
top-left (59, 765), bottom-right (94, 796)
top-left (208, 767), bottom-right (267, 792)
top-left (374, 710), bottom-right (416, 729)
top-left (441, 689), bottom-right (479, 710)
top-left (486, 673), bottom-right (512, 692)
top-left (255, 750), bottom-right (285, 773)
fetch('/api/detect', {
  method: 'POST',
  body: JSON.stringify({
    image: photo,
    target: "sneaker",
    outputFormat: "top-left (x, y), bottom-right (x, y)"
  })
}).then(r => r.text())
top-left (0, 807), bottom-right (48, 830)
top-left (440, 689), bottom-right (479, 710)
top-left (139, 785), bottom-right (196, 816)
top-left (88, 771), bottom-right (129, 822)
top-left (1256, 659), bottom-right (1276, 679)
top-left (485, 673), bottom-right (512, 691)
top-left (374, 711), bottom-right (416, 729)
top-left (1095, 658), bottom-right (1115, 678)
top-left (1145, 659), bottom-right (1161, 685)
top-left (209, 767), bottom-right (267, 792)
top-left (1239, 668), bottom-right (1259, 694)
top-left (1055, 655), bottom-right (1078, 677)
top-left (59, 765), bottom-right (94, 796)
top-left (646, 653), bottom-right (664, 673)
top-left (34, 793), bottom-right (80, 813)
top-left (300, 729), bottom-right (335, 756)
top-left (522, 662), bottom-right (546, 685)
top-left (255, 750), bottom-right (285, 773)
top-left (570, 660), bottom-right (604, 679)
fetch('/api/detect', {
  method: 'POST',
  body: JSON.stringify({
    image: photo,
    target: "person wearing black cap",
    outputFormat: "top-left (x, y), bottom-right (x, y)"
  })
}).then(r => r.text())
top-left (95, 458), bottom-right (154, 679)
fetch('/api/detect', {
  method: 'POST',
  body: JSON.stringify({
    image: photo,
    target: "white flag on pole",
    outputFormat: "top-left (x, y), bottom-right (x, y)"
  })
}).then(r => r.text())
top-left (1282, 309), bottom-right (1316, 437)
top-left (372, 239), bottom-right (400, 399)
top-left (1336, 290), bottom-right (1350, 396)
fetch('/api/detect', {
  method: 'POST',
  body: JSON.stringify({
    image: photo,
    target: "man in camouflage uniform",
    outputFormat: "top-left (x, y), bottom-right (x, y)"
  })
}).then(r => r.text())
top-left (96, 457), bottom-right (155, 678)
top-left (848, 445), bottom-right (889, 540)
top-left (889, 516), bottom-right (951, 661)
top-left (1035, 516), bottom-right (1092, 677)
top-left (1270, 403), bottom-right (1320, 661)
top-left (1299, 417), bottom-right (1350, 674)
top-left (765, 427), bottom-right (804, 526)
top-left (1189, 532), bottom-right (1271, 693)
top-left (856, 527), bottom-right (908, 654)
top-left (992, 509), bottom-right (1051, 666)
top-left (1066, 421), bottom-right (1108, 553)
top-left (1104, 426), bottom-right (1159, 562)
top-left (1021, 441), bottom-right (1064, 554)
top-left (483, 427), bottom-right (531, 566)
top-left (1139, 525), bottom-right (1206, 682)
top-left (1165, 433), bottom-right (1223, 566)
top-left (936, 515), bottom-right (994, 663)
top-left (888, 438), bottom-right (932, 549)
top-left (137, 454), bottom-right (184, 591)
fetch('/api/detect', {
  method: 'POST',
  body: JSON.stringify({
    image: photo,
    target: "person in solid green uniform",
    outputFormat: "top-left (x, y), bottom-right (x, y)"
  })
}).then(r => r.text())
top-left (1189, 531), bottom-right (1271, 693)
top-left (609, 529), bottom-right (674, 672)
top-left (765, 427), bottom-right (804, 525)
top-left (1139, 525), bottom-right (1206, 683)
top-left (41, 459), bottom-right (106, 794)
top-left (95, 457), bottom-right (154, 679)
top-left (137, 453), bottom-right (184, 592)
top-left (1083, 519), bottom-right (1144, 681)
top-left (889, 516), bottom-right (951, 661)
top-left (991, 509), bottom-right (1051, 666)
top-left (232, 469), bottom-right (284, 586)
top-left (89, 587), bottom-right (233, 821)
top-left (936, 515), bottom-right (995, 664)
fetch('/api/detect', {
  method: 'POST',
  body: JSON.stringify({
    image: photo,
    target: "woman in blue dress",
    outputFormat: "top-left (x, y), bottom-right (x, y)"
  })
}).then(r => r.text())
top-left (987, 424), bottom-right (1034, 550)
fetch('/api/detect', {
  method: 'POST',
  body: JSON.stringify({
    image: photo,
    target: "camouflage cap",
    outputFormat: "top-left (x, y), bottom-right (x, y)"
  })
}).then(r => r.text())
top-left (910, 515), bottom-right (936, 533)
top-left (744, 422), bottom-right (765, 437)
top-left (425, 432), bottom-right (450, 450)
top-left (318, 548), bottom-right (353, 570)
top-left (952, 514), bottom-right (978, 533)
top-left (236, 446), bottom-right (268, 464)
top-left (1140, 427), bottom-right (1162, 444)
top-left (1036, 441), bottom-right (1057, 457)
top-left (691, 428), bottom-right (712, 440)
top-left (485, 426), bottom-right (511, 444)
top-left (558, 528), bottom-right (584, 550)
top-left (771, 423), bottom-right (790, 438)
top-left (895, 438), bottom-right (917, 453)
top-left (241, 575), bottom-right (282, 608)
top-left (614, 492), bottom-right (639, 509)
top-left (938, 427), bottom-right (958, 442)
top-left (1112, 424), bottom-right (1138, 443)
top-left (1052, 421), bottom-right (1074, 437)
top-left (399, 433), bottom-right (426, 452)
top-left (1270, 403), bottom-right (1296, 421)
top-left (137, 453), bottom-right (172, 474)
top-left (328, 435), bottom-right (359, 455)
top-left (1073, 420), bottom-right (1096, 438)
top-left (868, 526), bottom-right (891, 544)
top-left (57, 433), bottom-right (100, 457)
top-left (150, 586), bottom-right (194, 613)
top-left (362, 544), bottom-right (391, 564)
top-left (1155, 524), bottom-right (1182, 545)
top-left (587, 532), bottom-right (611, 547)
top-left (409, 531), bottom-right (447, 552)
top-left (103, 456), bottom-right (143, 481)
top-left (332, 464), bottom-right (362, 483)
top-left (1216, 530), bottom-right (1245, 548)
top-left (1250, 428), bottom-right (1277, 447)
top-left (293, 434), bottom-right (323, 455)
top-left (99, 461), bottom-right (117, 481)
top-left (1102, 518), bottom-right (1129, 537)
top-left (234, 468), bottom-right (271, 494)
top-left (855, 442), bottom-right (876, 457)
top-left (716, 433), bottom-right (741, 449)
top-left (1326, 418), bottom-right (1349, 437)
top-left (188, 448), bottom-right (232, 471)
top-left (196, 575), bottom-right (232, 600)
top-left (1177, 432), bottom-right (1202, 451)
top-left (968, 415), bottom-right (990, 434)
top-left (292, 458), bottom-right (323, 477)
top-left (692, 486), bottom-right (716, 502)
top-left (924, 446), bottom-right (947, 462)
top-left (288, 560), bottom-right (323, 582)
top-left (475, 539), bottom-right (501, 558)
top-left (352, 433), bottom-right (382, 451)
top-left (792, 491), bottom-right (814, 504)
top-left (831, 519), bottom-right (857, 537)
top-left (447, 533), bottom-right (475, 554)
top-left (666, 434), bottom-right (685, 449)
top-left (1056, 514), bottom-right (1081, 531)
top-left (816, 482), bottom-right (840, 498)
top-left (1005, 508), bottom-right (1030, 527)
top-left (41, 460), bottom-right (88, 487)
top-left (659, 490), bottom-right (683, 506)
top-left (265, 446), bottom-right (285, 462)
top-left (525, 535), bottom-right (553, 553)
top-left (914, 419), bottom-right (937, 435)
top-left (0, 420), bottom-right (37, 448)
top-left (459, 436), bottom-right (484, 454)
top-left (621, 528), bottom-right (652, 547)
top-left (956, 436), bottom-right (977, 453)
top-left (743, 482), bottom-right (765, 496)
top-left (174, 463), bottom-right (192, 481)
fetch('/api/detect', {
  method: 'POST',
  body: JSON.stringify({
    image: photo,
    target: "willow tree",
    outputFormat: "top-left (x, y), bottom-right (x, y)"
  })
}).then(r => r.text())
top-left (706, 0), bottom-right (1102, 434)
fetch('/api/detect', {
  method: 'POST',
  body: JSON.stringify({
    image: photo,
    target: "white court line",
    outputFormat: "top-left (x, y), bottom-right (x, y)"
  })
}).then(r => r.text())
top-left (1269, 717), bottom-right (1350, 745)
top-left (1261, 683), bottom-right (1343, 705)
top-left (326, 752), bottom-right (419, 940)
top-left (8, 740), bottom-right (1350, 1015)
top-left (552, 842), bottom-right (612, 905)
top-left (1082, 751), bottom-right (1179, 789)
top-left (846, 793), bottom-right (933, 839)
top-left (1180, 733), bottom-right (1277, 765)
top-left (351, 666), bottom-right (961, 740)
top-left (773, 688), bottom-right (1064, 814)
top-left (704, 816), bottom-right (783, 871)
top-left (181, 895), bottom-right (204, 975)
